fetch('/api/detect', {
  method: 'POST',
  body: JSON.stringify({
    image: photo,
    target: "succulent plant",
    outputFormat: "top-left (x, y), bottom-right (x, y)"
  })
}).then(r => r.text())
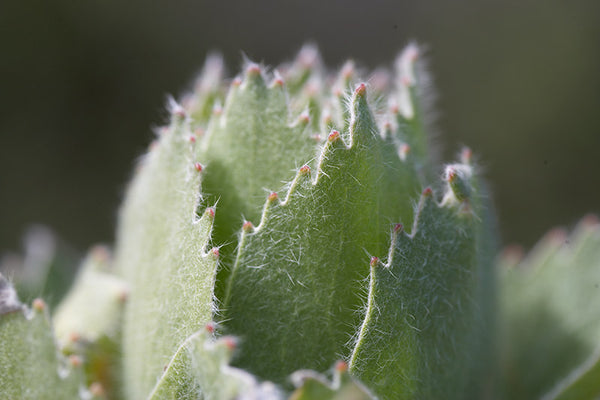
top-left (1, 43), bottom-right (598, 400)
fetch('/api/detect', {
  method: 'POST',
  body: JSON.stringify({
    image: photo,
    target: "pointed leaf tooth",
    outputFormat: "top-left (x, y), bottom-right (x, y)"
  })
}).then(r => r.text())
top-left (194, 53), bottom-right (225, 94)
top-left (270, 70), bottom-right (285, 89)
top-left (349, 83), bottom-right (380, 146)
top-left (243, 63), bottom-right (266, 88)
top-left (186, 53), bottom-right (225, 126)
top-left (267, 191), bottom-right (279, 202)
top-left (350, 183), bottom-right (483, 399)
top-left (242, 220), bottom-right (254, 233)
top-left (283, 43), bottom-right (323, 95)
top-left (442, 163), bottom-right (473, 204)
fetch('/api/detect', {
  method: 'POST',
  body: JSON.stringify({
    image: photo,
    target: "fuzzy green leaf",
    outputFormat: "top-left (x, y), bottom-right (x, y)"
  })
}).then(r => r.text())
top-left (197, 64), bottom-right (319, 268)
top-left (114, 110), bottom-right (218, 398)
top-left (349, 176), bottom-right (485, 399)
top-left (149, 326), bottom-right (281, 400)
top-left (53, 246), bottom-right (127, 348)
top-left (499, 216), bottom-right (600, 400)
top-left (221, 84), bottom-right (421, 383)
top-left (0, 275), bottom-right (83, 399)
top-left (289, 362), bottom-right (375, 400)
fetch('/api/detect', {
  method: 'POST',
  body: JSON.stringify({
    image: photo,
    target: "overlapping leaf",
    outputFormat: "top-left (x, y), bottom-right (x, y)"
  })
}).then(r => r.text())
top-left (114, 110), bottom-right (218, 398)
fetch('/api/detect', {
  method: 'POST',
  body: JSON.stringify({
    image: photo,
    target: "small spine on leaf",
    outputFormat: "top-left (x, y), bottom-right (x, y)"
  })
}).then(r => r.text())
top-left (89, 382), bottom-right (106, 398)
top-left (205, 207), bottom-right (216, 219)
top-left (299, 165), bottom-right (311, 175)
top-left (69, 355), bottom-right (83, 368)
top-left (270, 71), bottom-right (285, 89)
top-left (205, 322), bottom-right (216, 335)
top-left (399, 143), bottom-right (410, 161)
top-left (32, 298), bottom-right (46, 312)
top-left (335, 360), bottom-right (349, 372)
top-left (296, 111), bottom-right (311, 127)
top-left (243, 63), bottom-right (265, 89)
top-left (194, 162), bottom-right (203, 173)
top-left (370, 256), bottom-right (380, 267)
top-left (221, 336), bottom-right (238, 352)
top-left (267, 191), bottom-right (279, 202)
top-left (283, 165), bottom-right (313, 204)
top-left (210, 247), bottom-right (220, 259)
top-left (242, 221), bottom-right (254, 233)
top-left (328, 130), bottom-right (341, 142)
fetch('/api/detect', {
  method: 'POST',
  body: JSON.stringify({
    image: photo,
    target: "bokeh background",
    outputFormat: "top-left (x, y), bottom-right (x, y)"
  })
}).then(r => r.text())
top-left (1, 0), bottom-right (599, 256)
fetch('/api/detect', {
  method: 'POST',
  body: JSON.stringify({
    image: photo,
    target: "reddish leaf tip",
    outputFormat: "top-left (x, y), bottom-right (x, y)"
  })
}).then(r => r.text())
top-left (246, 64), bottom-right (261, 76)
top-left (268, 192), bottom-right (278, 202)
top-left (212, 105), bottom-right (223, 116)
top-left (222, 336), bottom-right (238, 351)
top-left (299, 113), bottom-right (310, 125)
top-left (194, 162), bottom-right (203, 172)
top-left (69, 355), bottom-right (83, 368)
top-left (205, 322), bottom-right (216, 334)
top-left (354, 83), bottom-right (367, 97)
top-left (446, 166), bottom-right (457, 183)
top-left (394, 223), bottom-right (404, 233)
top-left (370, 256), bottom-right (379, 267)
top-left (335, 360), bottom-right (348, 372)
top-left (299, 165), bottom-right (311, 175)
top-left (328, 130), bottom-right (340, 142)
top-left (68, 331), bottom-right (81, 343)
top-left (189, 135), bottom-right (196, 144)
top-left (89, 382), bottom-right (105, 397)
top-left (232, 77), bottom-right (242, 87)
top-left (32, 298), bottom-right (46, 312)
top-left (242, 221), bottom-right (254, 232)
top-left (210, 247), bottom-right (220, 258)
top-left (205, 207), bottom-right (215, 219)
top-left (422, 187), bottom-right (433, 197)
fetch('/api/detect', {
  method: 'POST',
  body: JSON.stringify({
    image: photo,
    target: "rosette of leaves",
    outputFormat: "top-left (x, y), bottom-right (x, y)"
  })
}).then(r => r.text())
top-left (0, 44), bottom-right (497, 399)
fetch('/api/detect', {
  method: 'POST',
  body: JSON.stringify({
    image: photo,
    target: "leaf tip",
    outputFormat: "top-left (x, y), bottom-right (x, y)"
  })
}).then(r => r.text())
top-left (32, 298), bottom-right (46, 312)
top-left (328, 130), bottom-right (341, 143)
top-left (242, 220), bottom-right (254, 232)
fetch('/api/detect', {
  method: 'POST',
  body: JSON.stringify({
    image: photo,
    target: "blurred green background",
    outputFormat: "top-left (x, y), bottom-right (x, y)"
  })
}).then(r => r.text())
top-left (1, 0), bottom-right (599, 255)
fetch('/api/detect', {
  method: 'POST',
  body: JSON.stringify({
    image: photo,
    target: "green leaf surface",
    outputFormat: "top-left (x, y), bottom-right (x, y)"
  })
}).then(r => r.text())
top-left (499, 216), bottom-right (600, 400)
top-left (221, 84), bottom-right (421, 383)
top-left (149, 326), bottom-right (281, 400)
top-left (53, 245), bottom-right (128, 347)
top-left (198, 64), bottom-right (319, 272)
top-left (289, 362), bottom-right (375, 400)
top-left (114, 110), bottom-right (218, 399)
top-left (0, 275), bottom-right (83, 399)
top-left (544, 350), bottom-right (600, 400)
top-left (349, 178), bottom-right (484, 399)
